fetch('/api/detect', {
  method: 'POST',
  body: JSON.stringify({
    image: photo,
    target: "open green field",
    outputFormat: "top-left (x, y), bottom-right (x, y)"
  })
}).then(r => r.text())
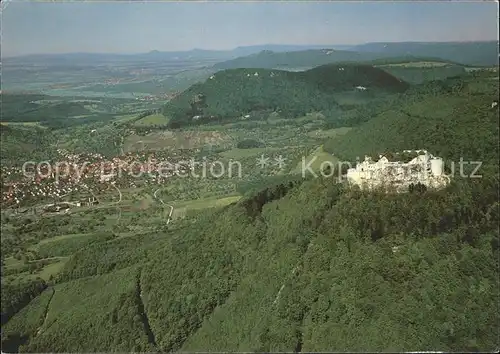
top-left (132, 113), bottom-right (170, 127)
top-left (172, 195), bottom-right (241, 210)
top-left (123, 129), bottom-right (232, 152)
top-left (292, 145), bottom-right (338, 174)
top-left (3, 257), bottom-right (26, 271)
top-left (113, 113), bottom-right (140, 123)
top-left (33, 233), bottom-right (95, 247)
top-left (220, 147), bottom-right (280, 159)
top-left (3, 257), bottom-right (70, 284)
top-left (0, 122), bottom-right (47, 128)
top-left (464, 67), bottom-right (499, 72)
top-left (376, 61), bottom-right (450, 68)
top-left (32, 233), bottom-right (116, 258)
top-left (36, 259), bottom-right (69, 281)
top-left (307, 127), bottom-right (352, 139)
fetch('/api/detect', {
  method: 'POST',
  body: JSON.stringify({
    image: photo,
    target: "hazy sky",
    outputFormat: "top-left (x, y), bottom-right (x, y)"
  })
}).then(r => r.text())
top-left (2, 1), bottom-right (499, 57)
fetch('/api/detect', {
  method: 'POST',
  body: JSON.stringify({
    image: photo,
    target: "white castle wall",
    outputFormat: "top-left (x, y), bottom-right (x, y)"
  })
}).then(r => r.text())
top-left (346, 150), bottom-right (450, 192)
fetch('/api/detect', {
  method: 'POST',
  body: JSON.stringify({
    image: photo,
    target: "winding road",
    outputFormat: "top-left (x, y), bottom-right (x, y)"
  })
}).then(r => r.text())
top-left (153, 188), bottom-right (174, 225)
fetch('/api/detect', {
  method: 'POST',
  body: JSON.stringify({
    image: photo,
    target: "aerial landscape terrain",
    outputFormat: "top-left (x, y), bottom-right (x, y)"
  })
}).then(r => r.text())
top-left (1, 1), bottom-right (499, 353)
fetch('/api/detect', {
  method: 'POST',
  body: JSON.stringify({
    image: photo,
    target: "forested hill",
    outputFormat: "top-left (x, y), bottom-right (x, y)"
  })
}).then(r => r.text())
top-left (215, 41), bottom-right (499, 69)
top-left (352, 41), bottom-right (500, 67)
top-left (0, 124), bottom-right (57, 166)
top-left (213, 48), bottom-right (392, 69)
top-left (163, 64), bottom-right (409, 127)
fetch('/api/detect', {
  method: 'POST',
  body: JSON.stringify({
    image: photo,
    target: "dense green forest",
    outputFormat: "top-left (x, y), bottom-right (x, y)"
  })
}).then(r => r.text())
top-left (0, 125), bottom-right (57, 166)
top-left (163, 64), bottom-right (408, 127)
top-left (1, 279), bottom-right (47, 326)
top-left (1, 94), bottom-right (90, 123)
top-left (2, 70), bottom-right (498, 352)
top-left (0, 93), bottom-right (125, 129)
top-left (323, 74), bottom-right (499, 165)
top-left (3, 166), bottom-right (498, 352)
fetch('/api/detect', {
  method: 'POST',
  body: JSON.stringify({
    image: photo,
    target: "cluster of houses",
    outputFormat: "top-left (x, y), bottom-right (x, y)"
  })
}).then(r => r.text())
top-left (1, 148), bottom-right (215, 208)
top-left (2, 181), bottom-right (83, 206)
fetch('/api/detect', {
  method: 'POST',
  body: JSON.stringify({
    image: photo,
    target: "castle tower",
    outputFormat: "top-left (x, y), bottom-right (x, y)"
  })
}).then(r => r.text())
top-left (430, 158), bottom-right (444, 176)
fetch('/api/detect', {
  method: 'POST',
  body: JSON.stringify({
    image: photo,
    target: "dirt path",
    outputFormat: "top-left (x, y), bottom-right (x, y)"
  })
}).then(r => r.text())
top-left (35, 287), bottom-right (55, 336)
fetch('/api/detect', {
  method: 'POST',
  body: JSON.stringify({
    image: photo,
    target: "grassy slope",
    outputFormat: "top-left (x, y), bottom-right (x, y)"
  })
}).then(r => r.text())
top-left (32, 233), bottom-right (116, 258)
top-left (291, 145), bottom-right (338, 175)
top-left (132, 113), bottom-right (170, 127)
top-left (4, 171), bottom-right (499, 351)
top-left (0, 124), bottom-right (57, 165)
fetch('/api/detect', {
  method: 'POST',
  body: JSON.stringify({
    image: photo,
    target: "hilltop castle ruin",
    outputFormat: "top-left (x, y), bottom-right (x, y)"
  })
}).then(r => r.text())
top-left (346, 150), bottom-right (451, 192)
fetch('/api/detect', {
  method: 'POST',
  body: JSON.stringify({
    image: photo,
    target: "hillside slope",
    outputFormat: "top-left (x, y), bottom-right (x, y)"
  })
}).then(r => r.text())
top-left (324, 76), bottom-right (499, 164)
top-left (3, 75), bottom-right (499, 352)
top-left (163, 64), bottom-right (409, 127)
top-left (6, 168), bottom-right (499, 352)
top-left (352, 41), bottom-right (499, 67)
top-left (0, 124), bottom-right (57, 166)
top-left (213, 49), bottom-right (471, 85)
top-left (213, 43), bottom-right (498, 70)
top-left (213, 49), bottom-right (393, 70)
top-left (0, 94), bottom-right (91, 124)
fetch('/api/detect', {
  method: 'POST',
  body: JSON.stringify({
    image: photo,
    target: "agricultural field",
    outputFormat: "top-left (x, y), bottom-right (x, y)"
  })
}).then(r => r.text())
top-left (132, 113), bottom-right (170, 127)
top-left (376, 61), bottom-right (450, 68)
top-left (123, 129), bottom-right (233, 152)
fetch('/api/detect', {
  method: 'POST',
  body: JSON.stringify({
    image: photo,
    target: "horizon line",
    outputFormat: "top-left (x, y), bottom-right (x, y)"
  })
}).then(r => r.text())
top-left (3, 39), bottom-right (498, 59)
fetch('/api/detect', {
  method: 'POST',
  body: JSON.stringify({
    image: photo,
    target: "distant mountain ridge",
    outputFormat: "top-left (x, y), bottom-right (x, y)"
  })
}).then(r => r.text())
top-left (351, 41), bottom-right (499, 67)
top-left (214, 49), bottom-right (397, 70)
top-left (3, 44), bottom-right (353, 65)
top-left (5, 41), bottom-right (497, 66)
top-left (214, 41), bottom-right (499, 69)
